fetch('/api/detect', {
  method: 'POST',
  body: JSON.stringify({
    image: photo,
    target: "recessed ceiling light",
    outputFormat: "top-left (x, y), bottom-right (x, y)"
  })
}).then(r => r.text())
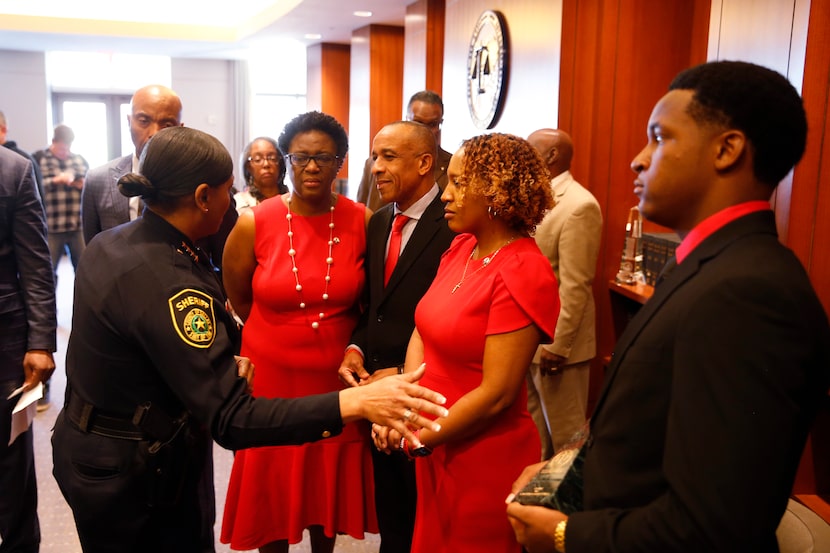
top-left (304, 33), bottom-right (322, 39)
top-left (353, 11), bottom-right (373, 17)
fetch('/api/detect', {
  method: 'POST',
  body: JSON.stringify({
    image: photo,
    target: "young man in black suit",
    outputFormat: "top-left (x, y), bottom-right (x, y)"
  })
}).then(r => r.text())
top-left (339, 120), bottom-right (455, 553)
top-left (508, 60), bottom-right (830, 553)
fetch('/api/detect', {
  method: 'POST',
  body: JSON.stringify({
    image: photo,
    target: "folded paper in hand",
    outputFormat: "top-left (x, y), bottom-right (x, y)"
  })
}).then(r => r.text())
top-left (8, 382), bottom-right (42, 446)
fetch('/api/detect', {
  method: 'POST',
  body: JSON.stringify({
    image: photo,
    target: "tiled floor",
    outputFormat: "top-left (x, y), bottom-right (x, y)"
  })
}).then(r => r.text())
top-left (30, 257), bottom-right (380, 552)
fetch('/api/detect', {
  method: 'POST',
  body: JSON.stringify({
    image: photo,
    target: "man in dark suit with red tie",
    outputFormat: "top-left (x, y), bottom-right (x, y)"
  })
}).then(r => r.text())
top-left (339, 120), bottom-right (455, 553)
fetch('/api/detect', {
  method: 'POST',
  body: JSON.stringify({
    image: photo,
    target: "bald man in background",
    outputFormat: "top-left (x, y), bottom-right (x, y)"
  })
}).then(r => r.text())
top-left (82, 84), bottom-right (235, 275)
top-left (82, 84), bottom-right (183, 243)
top-left (526, 129), bottom-right (602, 458)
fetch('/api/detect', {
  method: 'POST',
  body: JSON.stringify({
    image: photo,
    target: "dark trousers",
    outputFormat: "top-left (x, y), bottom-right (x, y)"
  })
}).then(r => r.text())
top-left (0, 378), bottom-right (40, 553)
top-left (52, 411), bottom-right (215, 552)
top-left (371, 444), bottom-right (417, 553)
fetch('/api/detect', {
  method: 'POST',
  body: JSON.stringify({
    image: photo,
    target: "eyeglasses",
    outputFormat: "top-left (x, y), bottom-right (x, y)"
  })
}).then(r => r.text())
top-left (248, 155), bottom-right (280, 166)
top-left (285, 153), bottom-right (340, 168)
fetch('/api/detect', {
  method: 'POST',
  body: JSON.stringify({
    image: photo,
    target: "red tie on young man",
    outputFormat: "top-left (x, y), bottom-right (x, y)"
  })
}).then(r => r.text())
top-left (384, 214), bottom-right (410, 285)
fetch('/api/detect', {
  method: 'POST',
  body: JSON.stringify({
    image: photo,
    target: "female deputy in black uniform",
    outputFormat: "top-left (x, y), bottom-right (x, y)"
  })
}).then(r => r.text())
top-left (51, 126), bottom-right (447, 551)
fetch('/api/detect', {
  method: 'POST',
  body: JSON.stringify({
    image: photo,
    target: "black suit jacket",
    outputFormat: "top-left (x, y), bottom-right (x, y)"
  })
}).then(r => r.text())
top-left (351, 192), bottom-right (455, 372)
top-left (2, 141), bottom-right (44, 202)
top-left (0, 147), bottom-right (56, 380)
top-left (569, 210), bottom-right (830, 552)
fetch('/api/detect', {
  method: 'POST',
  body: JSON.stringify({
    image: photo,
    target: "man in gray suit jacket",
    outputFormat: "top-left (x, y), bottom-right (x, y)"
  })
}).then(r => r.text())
top-left (339, 121), bottom-right (455, 553)
top-left (526, 129), bottom-right (602, 458)
top-left (0, 147), bottom-right (56, 551)
top-left (82, 84), bottom-right (182, 244)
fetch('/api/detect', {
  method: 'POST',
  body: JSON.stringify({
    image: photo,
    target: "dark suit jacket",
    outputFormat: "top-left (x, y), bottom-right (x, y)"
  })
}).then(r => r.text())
top-left (81, 154), bottom-right (132, 244)
top-left (351, 191), bottom-right (455, 372)
top-left (0, 147), bottom-right (56, 380)
top-left (568, 211), bottom-right (830, 552)
top-left (2, 141), bottom-right (44, 202)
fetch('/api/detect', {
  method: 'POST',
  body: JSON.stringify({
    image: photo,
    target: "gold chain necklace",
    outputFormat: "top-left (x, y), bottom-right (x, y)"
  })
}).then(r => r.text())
top-left (451, 237), bottom-right (517, 294)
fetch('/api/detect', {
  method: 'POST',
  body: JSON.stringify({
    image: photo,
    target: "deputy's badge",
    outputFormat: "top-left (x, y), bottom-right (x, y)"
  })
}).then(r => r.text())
top-left (168, 289), bottom-right (215, 348)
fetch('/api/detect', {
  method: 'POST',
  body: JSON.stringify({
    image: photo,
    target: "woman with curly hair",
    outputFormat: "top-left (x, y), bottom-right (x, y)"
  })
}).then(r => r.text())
top-left (373, 132), bottom-right (561, 552)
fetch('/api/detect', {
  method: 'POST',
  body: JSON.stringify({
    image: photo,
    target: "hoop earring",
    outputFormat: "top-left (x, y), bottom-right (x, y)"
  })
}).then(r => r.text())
top-left (487, 206), bottom-right (496, 220)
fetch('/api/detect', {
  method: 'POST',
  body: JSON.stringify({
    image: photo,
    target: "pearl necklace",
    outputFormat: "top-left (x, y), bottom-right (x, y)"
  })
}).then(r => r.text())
top-left (286, 196), bottom-right (336, 329)
top-left (451, 237), bottom-right (517, 294)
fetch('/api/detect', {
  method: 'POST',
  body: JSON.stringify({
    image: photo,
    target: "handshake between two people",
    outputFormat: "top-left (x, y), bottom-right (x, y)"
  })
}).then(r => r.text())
top-left (338, 354), bottom-right (444, 452)
top-left (238, 355), bottom-right (447, 451)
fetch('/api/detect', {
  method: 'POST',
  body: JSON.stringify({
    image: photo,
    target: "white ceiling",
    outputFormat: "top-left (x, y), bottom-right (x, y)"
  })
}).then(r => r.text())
top-left (0, 0), bottom-right (412, 59)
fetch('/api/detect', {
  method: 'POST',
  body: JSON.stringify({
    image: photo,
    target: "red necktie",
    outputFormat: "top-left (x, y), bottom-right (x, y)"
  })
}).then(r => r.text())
top-left (384, 214), bottom-right (410, 285)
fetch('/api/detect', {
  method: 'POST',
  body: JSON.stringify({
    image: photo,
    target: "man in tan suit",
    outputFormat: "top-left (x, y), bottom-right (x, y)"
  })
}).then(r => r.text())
top-left (526, 128), bottom-right (602, 458)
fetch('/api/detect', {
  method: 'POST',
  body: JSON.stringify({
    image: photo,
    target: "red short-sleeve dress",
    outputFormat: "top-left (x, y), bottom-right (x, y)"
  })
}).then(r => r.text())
top-left (221, 195), bottom-right (377, 549)
top-left (412, 233), bottom-right (560, 553)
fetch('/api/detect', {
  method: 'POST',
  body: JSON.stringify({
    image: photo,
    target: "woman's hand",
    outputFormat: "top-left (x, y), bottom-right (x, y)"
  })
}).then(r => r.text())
top-left (371, 423), bottom-right (404, 454)
top-left (340, 363), bottom-right (447, 447)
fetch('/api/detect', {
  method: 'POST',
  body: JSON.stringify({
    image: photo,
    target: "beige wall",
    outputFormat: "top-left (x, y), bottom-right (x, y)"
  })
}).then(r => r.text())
top-left (0, 50), bottom-right (49, 153)
top-left (440, 0), bottom-right (563, 152)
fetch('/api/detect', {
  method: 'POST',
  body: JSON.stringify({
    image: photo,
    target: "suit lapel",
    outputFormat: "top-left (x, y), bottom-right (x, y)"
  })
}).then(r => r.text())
top-left (592, 256), bottom-right (700, 420)
top-left (591, 211), bottom-right (777, 421)
top-left (382, 194), bottom-right (445, 296)
top-left (110, 155), bottom-right (132, 222)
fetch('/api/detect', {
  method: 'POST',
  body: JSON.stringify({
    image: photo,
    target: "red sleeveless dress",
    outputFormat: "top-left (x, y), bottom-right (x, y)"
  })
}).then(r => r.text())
top-left (221, 195), bottom-right (377, 548)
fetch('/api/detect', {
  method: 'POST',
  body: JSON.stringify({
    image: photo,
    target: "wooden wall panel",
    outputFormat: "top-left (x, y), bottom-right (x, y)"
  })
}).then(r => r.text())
top-left (789, 0), bottom-right (830, 505)
top-left (348, 25), bottom-right (404, 193)
top-left (307, 43), bottom-right (351, 179)
top-left (559, 0), bottom-right (710, 412)
top-left (369, 25), bottom-right (405, 144)
top-left (787, 0), bottom-right (830, 314)
top-left (404, 0), bottom-right (446, 102)
top-left (425, 0), bottom-right (447, 95)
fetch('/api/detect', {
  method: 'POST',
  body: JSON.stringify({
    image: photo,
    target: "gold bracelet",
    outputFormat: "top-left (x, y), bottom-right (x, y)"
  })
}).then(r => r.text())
top-left (554, 519), bottom-right (567, 553)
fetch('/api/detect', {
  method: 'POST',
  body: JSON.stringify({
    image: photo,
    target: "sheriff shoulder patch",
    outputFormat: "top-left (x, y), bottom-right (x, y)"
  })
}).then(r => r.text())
top-left (168, 289), bottom-right (215, 348)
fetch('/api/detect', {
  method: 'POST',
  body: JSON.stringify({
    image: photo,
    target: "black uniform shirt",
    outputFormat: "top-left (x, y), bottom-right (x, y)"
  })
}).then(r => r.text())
top-left (66, 209), bottom-right (343, 449)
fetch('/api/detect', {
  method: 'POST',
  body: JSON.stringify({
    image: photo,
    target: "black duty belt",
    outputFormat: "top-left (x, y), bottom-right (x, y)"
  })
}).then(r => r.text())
top-left (66, 390), bottom-right (145, 441)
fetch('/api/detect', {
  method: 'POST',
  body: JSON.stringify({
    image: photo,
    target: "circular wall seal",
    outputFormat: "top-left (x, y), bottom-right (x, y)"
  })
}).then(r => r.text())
top-left (466, 10), bottom-right (509, 129)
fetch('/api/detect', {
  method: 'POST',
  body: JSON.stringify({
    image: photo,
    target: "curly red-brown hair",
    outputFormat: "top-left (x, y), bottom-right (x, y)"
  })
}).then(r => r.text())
top-left (455, 133), bottom-right (553, 233)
